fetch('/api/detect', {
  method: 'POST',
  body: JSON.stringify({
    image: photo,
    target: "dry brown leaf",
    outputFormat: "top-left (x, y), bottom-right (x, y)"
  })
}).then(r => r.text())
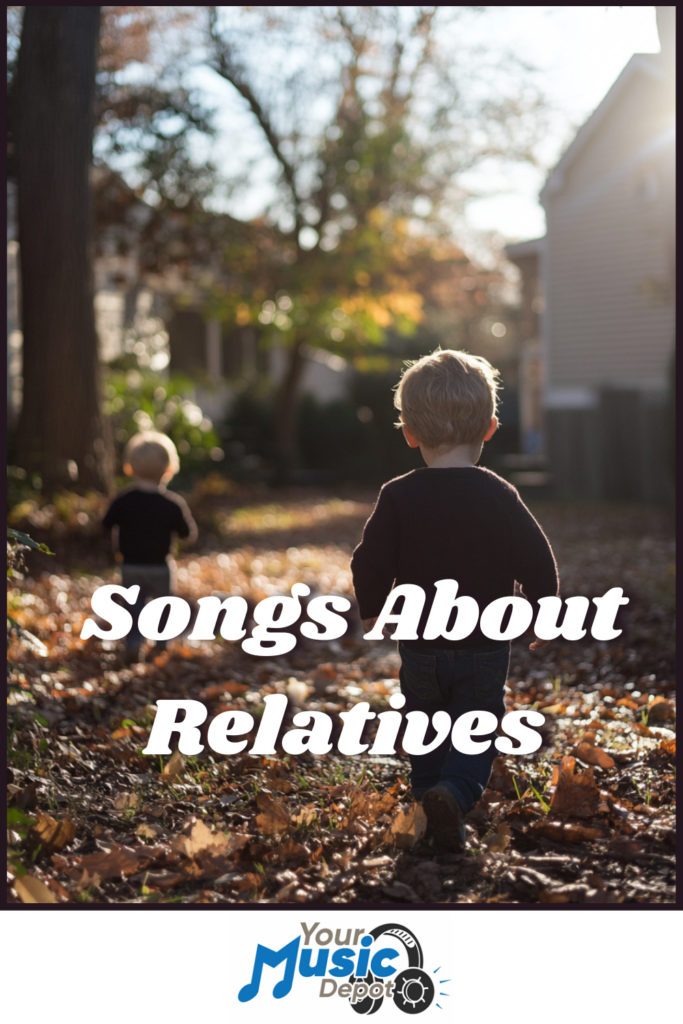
top-left (607, 836), bottom-right (648, 861)
top-left (272, 838), bottom-right (310, 863)
top-left (214, 871), bottom-right (262, 893)
top-left (549, 756), bottom-right (601, 819)
top-left (489, 758), bottom-right (526, 798)
top-left (169, 818), bottom-right (251, 879)
top-left (528, 820), bottom-right (603, 844)
top-left (291, 804), bottom-right (317, 827)
top-left (346, 790), bottom-right (395, 826)
top-left (30, 812), bottom-right (77, 852)
top-left (170, 817), bottom-right (243, 859)
top-left (383, 803), bottom-right (427, 849)
top-left (14, 875), bottom-right (59, 904)
top-left (269, 776), bottom-right (294, 794)
top-left (538, 884), bottom-right (588, 903)
top-left (235, 872), bottom-right (262, 892)
top-left (647, 698), bottom-right (675, 724)
top-left (538, 889), bottom-right (570, 903)
top-left (114, 791), bottom-right (140, 811)
top-left (162, 749), bottom-right (184, 777)
top-left (659, 738), bottom-right (676, 757)
top-left (255, 792), bottom-right (290, 835)
top-left (63, 843), bottom-right (142, 881)
top-left (484, 821), bottom-right (511, 853)
top-left (572, 742), bottom-right (615, 770)
top-left (136, 823), bottom-right (160, 839)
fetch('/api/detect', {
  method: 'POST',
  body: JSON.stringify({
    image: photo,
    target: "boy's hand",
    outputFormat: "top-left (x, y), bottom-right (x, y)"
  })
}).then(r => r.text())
top-left (529, 637), bottom-right (550, 650)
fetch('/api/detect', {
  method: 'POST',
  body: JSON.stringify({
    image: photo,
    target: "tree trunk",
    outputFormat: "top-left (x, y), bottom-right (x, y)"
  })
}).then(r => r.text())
top-left (273, 340), bottom-right (306, 486)
top-left (15, 6), bottom-right (113, 492)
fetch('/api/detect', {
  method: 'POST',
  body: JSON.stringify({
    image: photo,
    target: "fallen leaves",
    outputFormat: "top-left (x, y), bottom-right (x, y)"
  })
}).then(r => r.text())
top-left (162, 749), bottom-right (184, 778)
top-left (647, 697), bottom-right (675, 724)
top-left (528, 820), bottom-right (604, 844)
top-left (114, 792), bottom-right (140, 811)
top-left (170, 817), bottom-right (250, 878)
top-left (484, 822), bottom-right (511, 853)
top-left (58, 842), bottom-right (142, 883)
top-left (383, 803), bottom-right (427, 850)
top-left (291, 804), bottom-right (317, 827)
top-left (255, 792), bottom-right (290, 835)
top-left (607, 837), bottom-right (648, 861)
top-left (572, 742), bottom-right (615, 770)
top-left (6, 496), bottom-right (676, 904)
top-left (29, 812), bottom-right (77, 853)
top-left (14, 875), bottom-right (59, 904)
top-left (346, 790), bottom-right (395, 828)
top-left (489, 758), bottom-right (525, 798)
top-left (549, 757), bottom-right (601, 819)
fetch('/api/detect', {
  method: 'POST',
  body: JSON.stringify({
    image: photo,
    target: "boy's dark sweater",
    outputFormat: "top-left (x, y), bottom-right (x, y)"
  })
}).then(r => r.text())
top-left (350, 466), bottom-right (559, 649)
top-left (102, 486), bottom-right (197, 565)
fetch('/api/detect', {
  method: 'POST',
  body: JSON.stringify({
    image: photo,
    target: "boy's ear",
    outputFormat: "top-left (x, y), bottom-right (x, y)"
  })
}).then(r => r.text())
top-left (123, 462), bottom-right (134, 477)
top-left (483, 416), bottom-right (498, 442)
top-left (402, 423), bottom-right (421, 449)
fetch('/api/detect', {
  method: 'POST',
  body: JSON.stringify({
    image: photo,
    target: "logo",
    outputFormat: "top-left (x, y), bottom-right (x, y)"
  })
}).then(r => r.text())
top-left (238, 921), bottom-right (449, 1014)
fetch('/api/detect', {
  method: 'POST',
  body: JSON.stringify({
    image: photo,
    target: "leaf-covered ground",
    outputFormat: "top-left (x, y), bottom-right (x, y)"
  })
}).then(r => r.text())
top-left (7, 490), bottom-right (675, 904)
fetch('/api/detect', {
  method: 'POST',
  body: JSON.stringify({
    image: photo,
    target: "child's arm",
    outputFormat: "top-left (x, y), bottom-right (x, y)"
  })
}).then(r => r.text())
top-left (170, 495), bottom-right (198, 548)
top-left (506, 492), bottom-right (559, 651)
top-left (350, 486), bottom-right (400, 627)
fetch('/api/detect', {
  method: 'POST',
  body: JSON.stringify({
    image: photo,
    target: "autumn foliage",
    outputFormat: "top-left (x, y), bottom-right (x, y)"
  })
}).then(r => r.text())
top-left (6, 491), bottom-right (675, 905)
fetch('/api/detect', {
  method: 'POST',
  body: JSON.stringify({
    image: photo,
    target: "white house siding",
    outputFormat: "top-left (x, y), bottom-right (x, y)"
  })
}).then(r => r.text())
top-left (543, 61), bottom-right (675, 397)
top-left (539, 54), bottom-right (674, 502)
top-left (269, 344), bottom-right (350, 403)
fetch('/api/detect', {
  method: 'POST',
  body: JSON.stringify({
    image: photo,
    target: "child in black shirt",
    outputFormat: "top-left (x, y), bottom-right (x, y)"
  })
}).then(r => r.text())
top-left (351, 349), bottom-right (558, 851)
top-left (103, 431), bottom-right (197, 662)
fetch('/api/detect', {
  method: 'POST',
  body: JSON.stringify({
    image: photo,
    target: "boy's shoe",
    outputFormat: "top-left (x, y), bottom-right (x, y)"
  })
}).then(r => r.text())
top-left (422, 786), bottom-right (467, 853)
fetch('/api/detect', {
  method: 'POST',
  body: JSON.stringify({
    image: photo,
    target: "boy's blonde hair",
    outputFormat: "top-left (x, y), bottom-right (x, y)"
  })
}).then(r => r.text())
top-left (394, 348), bottom-right (500, 450)
top-left (124, 431), bottom-right (180, 482)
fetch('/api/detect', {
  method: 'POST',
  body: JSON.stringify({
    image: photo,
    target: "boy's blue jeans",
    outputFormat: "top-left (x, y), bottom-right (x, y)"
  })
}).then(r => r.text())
top-left (398, 640), bottom-right (510, 815)
top-left (120, 562), bottom-right (175, 650)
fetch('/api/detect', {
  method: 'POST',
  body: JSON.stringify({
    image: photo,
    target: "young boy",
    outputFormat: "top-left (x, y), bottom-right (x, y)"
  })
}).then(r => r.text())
top-left (350, 349), bottom-right (558, 852)
top-left (103, 431), bottom-right (197, 662)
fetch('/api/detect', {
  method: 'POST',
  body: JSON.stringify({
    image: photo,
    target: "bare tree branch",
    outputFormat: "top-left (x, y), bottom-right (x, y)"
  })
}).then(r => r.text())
top-left (207, 6), bottom-right (304, 240)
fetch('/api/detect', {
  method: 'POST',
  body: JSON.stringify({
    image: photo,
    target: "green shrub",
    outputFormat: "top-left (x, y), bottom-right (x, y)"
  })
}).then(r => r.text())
top-left (104, 370), bottom-right (225, 478)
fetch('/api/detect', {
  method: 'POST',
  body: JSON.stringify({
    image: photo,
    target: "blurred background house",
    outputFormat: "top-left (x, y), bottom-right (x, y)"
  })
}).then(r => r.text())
top-left (7, 6), bottom-right (673, 495)
top-left (509, 6), bottom-right (675, 503)
top-left (7, 171), bottom-right (351, 434)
